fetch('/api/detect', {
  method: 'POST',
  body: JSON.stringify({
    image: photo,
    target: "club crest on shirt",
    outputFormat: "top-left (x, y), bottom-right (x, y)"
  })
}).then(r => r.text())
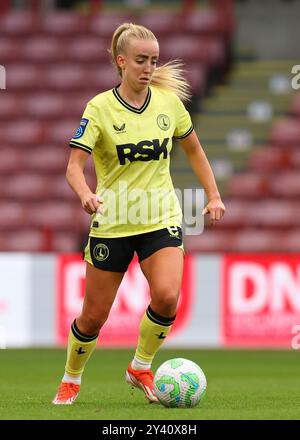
top-left (157, 114), bottom-right (170, 131)
top-left (73, 118), bottom-right (89, 139)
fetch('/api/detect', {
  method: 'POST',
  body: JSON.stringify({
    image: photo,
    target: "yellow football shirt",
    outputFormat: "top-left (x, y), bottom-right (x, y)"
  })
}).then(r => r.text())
top-left (69, 85), bottom-right (193, 238)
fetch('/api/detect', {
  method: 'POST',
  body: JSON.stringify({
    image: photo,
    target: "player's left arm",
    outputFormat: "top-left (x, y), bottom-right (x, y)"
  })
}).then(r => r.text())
top-left (178, 129), bottom-right (226, 226)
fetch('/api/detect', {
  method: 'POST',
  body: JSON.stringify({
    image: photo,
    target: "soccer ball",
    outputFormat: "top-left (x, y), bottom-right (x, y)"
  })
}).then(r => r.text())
top-left (154, 358), bottom-right (207, 408)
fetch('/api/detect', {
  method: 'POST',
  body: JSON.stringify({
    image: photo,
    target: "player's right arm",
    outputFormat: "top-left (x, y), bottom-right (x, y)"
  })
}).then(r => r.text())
top-left (66, 148), bottom-right (102, 215)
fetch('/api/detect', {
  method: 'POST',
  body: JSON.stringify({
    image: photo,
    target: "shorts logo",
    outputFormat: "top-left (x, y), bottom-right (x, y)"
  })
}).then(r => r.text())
top-left (73, 118), bottom-right (89, 139)
top-left (93, 243), bottom-right (109, 261)
top-left (167, 226), bottom-right (180, 238)
top-left (157, 114), bottom-right (170, 131)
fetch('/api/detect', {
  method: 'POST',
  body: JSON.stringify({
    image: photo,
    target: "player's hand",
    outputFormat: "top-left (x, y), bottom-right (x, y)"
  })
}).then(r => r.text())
top-left (202, 197), bottom-right (226, 226)
top-left (81, 193), bottom-right (103, 215)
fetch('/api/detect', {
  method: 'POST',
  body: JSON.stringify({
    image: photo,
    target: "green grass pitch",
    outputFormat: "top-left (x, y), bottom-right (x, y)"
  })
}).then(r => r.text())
top-left (0, 348), bottom-right (299, 420)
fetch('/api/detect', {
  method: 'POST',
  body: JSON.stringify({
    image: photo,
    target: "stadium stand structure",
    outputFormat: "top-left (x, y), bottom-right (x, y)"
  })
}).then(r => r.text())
top-left (182, 58), bottom-right (300, 252)
top-left (0, 5), bottom-right (234, 252)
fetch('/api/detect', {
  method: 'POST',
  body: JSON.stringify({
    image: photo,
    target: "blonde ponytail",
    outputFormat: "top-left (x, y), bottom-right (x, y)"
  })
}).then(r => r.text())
top-left (150, 60), bottom-right (192, 102)
top-left (109, 23), bottom-right (191, 102)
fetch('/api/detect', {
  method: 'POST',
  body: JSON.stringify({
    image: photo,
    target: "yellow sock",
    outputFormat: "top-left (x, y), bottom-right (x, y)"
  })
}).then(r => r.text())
top-left (65, 320), bottom-right (98, 377)
top-left (134, 305), bottom-right (176, 366)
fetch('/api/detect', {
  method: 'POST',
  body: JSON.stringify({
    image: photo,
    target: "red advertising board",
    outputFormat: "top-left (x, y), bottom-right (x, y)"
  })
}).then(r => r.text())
top-left (56, 254), bottom-right (194, 347)
top-left (221, 254), bottom-right (300, 347)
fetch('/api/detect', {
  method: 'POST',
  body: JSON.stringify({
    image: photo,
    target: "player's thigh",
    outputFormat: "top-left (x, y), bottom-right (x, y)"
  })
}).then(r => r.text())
top-left (81, 262), bottom-right (125, 319)
top-left (140, 247), bottom-right (184, 303)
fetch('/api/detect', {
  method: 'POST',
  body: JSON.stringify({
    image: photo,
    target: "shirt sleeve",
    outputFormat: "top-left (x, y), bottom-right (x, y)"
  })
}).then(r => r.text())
top-left (173, 95), bottom-right (194, 139)
top-left (69, 101), bottom-right (102, 154)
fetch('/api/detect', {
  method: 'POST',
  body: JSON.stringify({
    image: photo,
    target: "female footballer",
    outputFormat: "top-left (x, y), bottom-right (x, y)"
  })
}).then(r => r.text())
top-left (53, 23), bottom-right (225, 405)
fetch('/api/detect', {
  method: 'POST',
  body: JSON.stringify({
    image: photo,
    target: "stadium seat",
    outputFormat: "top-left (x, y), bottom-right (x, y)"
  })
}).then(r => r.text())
top-left (22, 37), bottom-right (66, 62)
top-left (0, 202), bottom-right (29, 230)
top-left (137, 12), bottom-right (183, 36)
top-left (0, 148), bottom-right (22, 174)
top-left (22, 147), bottom-right (69, 173)
top-left (44, 120), bottom-right (78, 144)
top-left (0, 94), bottom-right (24, 120)
top-left (213, 200), bottom-right (249, 229)
top-left (248, 147), bottom-right (290, 171)
top-left (29, 203), bottom-right (78, 231)
top-left (290, 149), bottom-right (300, 169)
top-left (226, 172), bottom-right (270, 198)
top-left (184, 230), bottom-right (235, 253)
top-left (52, 232), bottom-right (81, 252)
top-left (89, 12), bottom-right (133, 38)
top-left (246, 199), bottom-right (298, 229)
top-left (40, 12), bottom-right (87, 35)
top-left (291, 92), bottom-right (300, 117)
top-left (182, 9), bottom-right (234, 39)
top-left (0, 120), bottom-right (43, 145)
top-left (5, 174), bottom-right (49, 200)
top-left (270, 119), bottom-right (300, 145)
top-left (6, 65), bottom-right (43, 91)
top-left (0, 11), bottom-right (37, 36)
top-left (0, 39), bottom-right (21, 62)
top-left (24, 94), bottom-right (67, 119)
top-left (279, 230), bottom-right (300, 252)
top-left (232, 229), bottom-right (279, 252)
top-left (185, 63), bottom-right (207, 96)
top-left (66, 37), bottom-right (109, 62)
top-left (0, 230), bottom-right (48, 252)
top-left (269, 172), bottom-right (300, 197)
top-left (46, 65), bottom-right (88, 90)
top-left (160, 36), bottom-right (225, 66)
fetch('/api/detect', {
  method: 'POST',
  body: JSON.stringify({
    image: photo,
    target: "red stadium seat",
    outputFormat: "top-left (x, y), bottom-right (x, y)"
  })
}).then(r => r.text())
top-left (0, 202), bottom-right (29, 230)
top-left (232, 229), bottom-right (280, 252)
top-left (0, 121), bottom-right (43, 145)
top-left (226, 173), bottom-right (270, 198)
top-left (248, 147), bottom-right (290, 171)
top-left (246, 199), bottom-right (298, 229)
top-left (270, 119), bottom-right (300, 145)
top-left (40, 12), bottom-right (86, 35)
top-left (0, 94), bottom-right (24, 120)
top-left (24, 94), bottom-right (67, 119)
top-left (290, 149), bottom-right (300, 168)
top-left (0, 149), bottom-right (22, 174)
top-left (0, 230), bottom-right (47, 252)
top-left (22, 37), bottom-right (66, 62)
top-left (214, 200), bottom-right (249, 229)
top-left (182, 9), bottom-right (234, 39)
top-left (184, 230), bottom-right (236, 253)
top-left (6, 65), bottom-right (43, 91)
top-left (89, 12), bottom-right (133, 38)
top-left (0, 12), bottom-right (37, 36)
top-left (185, 63), bottom-right (207, 95)
top-left (52, 232), bottom-right (81, 252)
top-left (66, 37), bottom-right (108, 62)
top-left (160, 36), bottom-right (225, 66)
top-left (5, 174), bottom-right (49, 200)
top-left (44, 120), bottom-right (79, 144)
top-left (291, 92), bottom-right (300, 117)
top-left (269, 172), bottom-right (300, 198)
top-left (0, 39), bottom-right (22, 63)
top-left (279, 230), bottom-right (300, 252)
top-left (46, 64), bottom-right (87, 90)
top-left (137, 12), bottom-right (183, 36)
top-left (29, 203), bottom-right (78, 231)
top-left (22, 147), bottom-right (69, 173)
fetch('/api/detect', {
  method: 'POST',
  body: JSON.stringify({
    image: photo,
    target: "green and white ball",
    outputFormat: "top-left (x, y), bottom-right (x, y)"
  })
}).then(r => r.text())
top-left (154, 358), bottom-right (207, 408)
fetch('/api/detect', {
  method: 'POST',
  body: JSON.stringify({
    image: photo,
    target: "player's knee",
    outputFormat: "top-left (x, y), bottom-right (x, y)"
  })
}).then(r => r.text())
top-left (151, 287), bottom-right (179, 316)
top-left (76, 312), bottom-right (108, 336)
